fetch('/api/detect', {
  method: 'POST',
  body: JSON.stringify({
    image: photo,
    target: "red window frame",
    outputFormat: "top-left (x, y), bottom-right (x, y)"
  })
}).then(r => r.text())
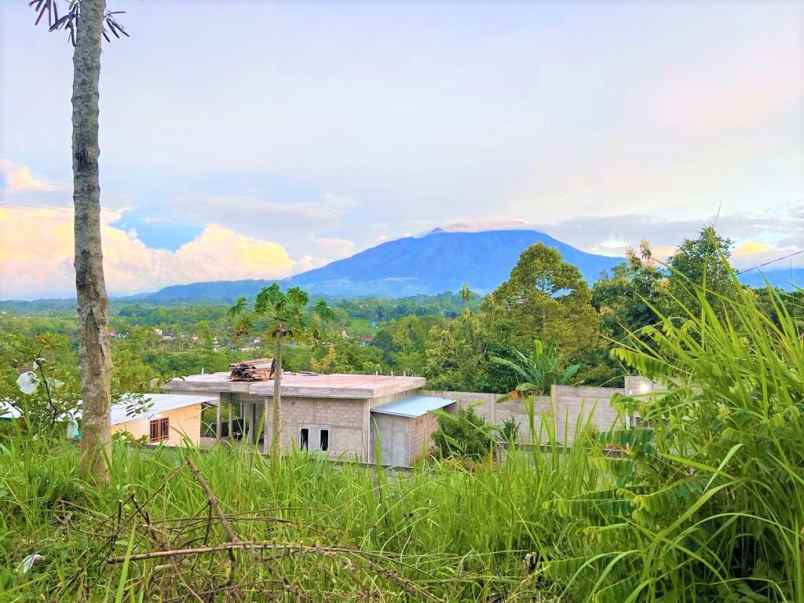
top-left (149, 417), bottom-right (169, 443)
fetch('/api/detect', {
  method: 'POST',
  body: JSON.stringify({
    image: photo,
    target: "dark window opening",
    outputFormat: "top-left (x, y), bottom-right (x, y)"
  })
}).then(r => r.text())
top-left (320, 429), bottom-right (329, 451)
top-left (149, 418), bottom-right (169, 443)
top-left (300, 428), bottom-right (309, 450)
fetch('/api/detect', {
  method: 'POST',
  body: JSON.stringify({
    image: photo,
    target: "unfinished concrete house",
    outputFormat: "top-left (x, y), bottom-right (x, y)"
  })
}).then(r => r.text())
top-left (165, 360), bottom-right (455, 466)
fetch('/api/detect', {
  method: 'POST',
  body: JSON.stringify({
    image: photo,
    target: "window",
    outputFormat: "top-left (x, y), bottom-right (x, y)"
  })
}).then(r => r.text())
top-left (149, 418), bottom-right (169, 443)
top-left (299, 425), bottom-right (331, 452)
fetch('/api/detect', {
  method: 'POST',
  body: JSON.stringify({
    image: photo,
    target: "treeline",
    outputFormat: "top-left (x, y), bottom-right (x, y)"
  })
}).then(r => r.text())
top-left (2, 227), bottom-right (801, 401)
top-left (304, 227), bottom-right (803, 392)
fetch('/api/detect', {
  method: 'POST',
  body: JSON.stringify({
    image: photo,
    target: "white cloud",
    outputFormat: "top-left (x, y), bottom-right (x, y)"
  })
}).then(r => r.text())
top-left (313, 236), bottom-right (356, 258)
top-left (162, 193), bottom-right (358, 241)
top-left (292, 237), bottom-right (357, 273)
top-left (0, 159), bottom-right (59, 195)
top-left (436, 219), bottom-right (532, 234)
top-left (0, 206), bottom-right (295, 299)
top-left (542, 206), bottom-right (804, 269)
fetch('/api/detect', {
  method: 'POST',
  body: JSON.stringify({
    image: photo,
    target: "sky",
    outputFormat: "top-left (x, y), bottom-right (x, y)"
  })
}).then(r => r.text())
top-left (1, 1), bottom-right (802, 299)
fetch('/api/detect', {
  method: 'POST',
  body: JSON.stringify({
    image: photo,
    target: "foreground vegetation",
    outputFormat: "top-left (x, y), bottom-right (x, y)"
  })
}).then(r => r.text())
top-left (1, 280), bottom-right (801, 601)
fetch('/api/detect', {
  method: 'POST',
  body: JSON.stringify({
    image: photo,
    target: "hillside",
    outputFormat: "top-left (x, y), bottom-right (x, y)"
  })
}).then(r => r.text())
top-left (145, 229), bottom-right (623, 301)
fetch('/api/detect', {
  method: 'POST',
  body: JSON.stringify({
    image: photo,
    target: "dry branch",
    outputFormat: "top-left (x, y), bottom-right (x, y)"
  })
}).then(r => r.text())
top-left (185, 457), bottom-right (241, 543)
top-left (108, 542), bottom-right (442, 601)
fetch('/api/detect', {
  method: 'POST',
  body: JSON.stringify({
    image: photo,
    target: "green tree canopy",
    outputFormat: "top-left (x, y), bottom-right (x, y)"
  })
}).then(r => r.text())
top-left (667, 226), bottom-right (739, 314)
top-left (424, 310), bottom-right (493, 392)
top-left (592, 242), bottom-right (671, 343)
top-left (482, 244), bottom-right (599, 359)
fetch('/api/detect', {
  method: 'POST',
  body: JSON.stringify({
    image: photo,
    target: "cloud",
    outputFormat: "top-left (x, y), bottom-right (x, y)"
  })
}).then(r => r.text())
top-left (733, 241), bottom-right (771, 257)
top-left (0, 206), bottom-right (295, 299)
top-left (292, 237), bottom-right (357, 273)
top-left (541, 206), bottom-right (804, 269)
top-left (436, 219), bottom-right (532, 234)
top-left (652, 37), bottom-right (801, 135)
top-left (0, 159), bottom-right (59, 194)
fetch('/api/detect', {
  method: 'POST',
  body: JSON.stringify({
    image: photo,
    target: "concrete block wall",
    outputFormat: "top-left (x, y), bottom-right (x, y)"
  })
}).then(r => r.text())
top-left (281, 397), bottom-right (368, 461)
top-left (421, 390), bottom-right (501, 422)
top-left (494, 397), bottom-right (551, 443)
top-left (424, 384), bottom-right (638, 444)
top-left (410, 409), bottom-right (444, 462)
top-left (229, 393), bottom-right (368, 461)
top-left (550, 385), bottom-right (625, 441)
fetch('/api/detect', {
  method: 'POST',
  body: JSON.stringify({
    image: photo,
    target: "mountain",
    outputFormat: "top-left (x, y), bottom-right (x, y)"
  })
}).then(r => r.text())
top-left (737, 268), bottom-right (804, 290)
top-left (145, 229), bottom-right (623, 301)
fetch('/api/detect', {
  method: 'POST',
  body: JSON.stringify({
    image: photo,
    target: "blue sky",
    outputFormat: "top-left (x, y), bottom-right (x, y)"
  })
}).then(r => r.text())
top-left (1, 1), bottom-right (801, 298)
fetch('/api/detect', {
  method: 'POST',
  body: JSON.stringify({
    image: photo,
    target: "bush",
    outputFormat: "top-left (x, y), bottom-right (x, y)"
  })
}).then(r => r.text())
top-left (547, 280), bottom-right (804, 601)
top-left (497, 417), bottom-right (520, 444)
top-left (432, 406), bottom-right (495, 460)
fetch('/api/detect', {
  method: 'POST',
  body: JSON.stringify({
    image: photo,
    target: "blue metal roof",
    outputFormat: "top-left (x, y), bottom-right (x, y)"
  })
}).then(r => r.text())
top-left (371, 395), bottom-right (454, 418)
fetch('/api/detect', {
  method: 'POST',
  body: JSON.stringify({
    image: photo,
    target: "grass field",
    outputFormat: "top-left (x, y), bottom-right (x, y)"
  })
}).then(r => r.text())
top-left (0, 285), bottom-right (801, 601)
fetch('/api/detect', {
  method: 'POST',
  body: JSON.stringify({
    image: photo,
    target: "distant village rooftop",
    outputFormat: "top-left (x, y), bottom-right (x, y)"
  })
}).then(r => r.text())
top-left (166, 370), bottom-right (426, 399)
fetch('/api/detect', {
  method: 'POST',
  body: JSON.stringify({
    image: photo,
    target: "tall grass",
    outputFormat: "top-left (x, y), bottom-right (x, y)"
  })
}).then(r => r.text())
top-left (0, 434), bottom-right (604, 601)
top-left (0, 283), bottom-right (800, 601)
top-left (543, 282), bottom-right (803, 601)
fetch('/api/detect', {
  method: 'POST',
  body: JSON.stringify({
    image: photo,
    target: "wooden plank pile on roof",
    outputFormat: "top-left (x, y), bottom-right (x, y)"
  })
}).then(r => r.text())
top-left (229, 358), bottom-right (274, 382)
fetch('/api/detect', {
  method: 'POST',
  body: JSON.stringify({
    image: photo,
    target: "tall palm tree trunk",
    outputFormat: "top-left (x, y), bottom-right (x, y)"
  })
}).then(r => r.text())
top-left (270, 336), bottom-right (283, 460)
top-left (74, 0), bottom-right (113, 482)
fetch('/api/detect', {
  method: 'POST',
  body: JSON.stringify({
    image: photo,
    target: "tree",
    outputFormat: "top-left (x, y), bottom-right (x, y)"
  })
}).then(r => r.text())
top-left (589, 242), bottom-right (672, 385)
top-left (490, 339), bottom-right (580, 398)
top-left (31, 0), bottom-right (129, 482)
top-left (311, 338), bottom-right (383, 374)
top-left (482, 244), bottom-right (599, 359)
top-left (667, 226), bottom-right (738, 315)
top-left (424, 308), bottom-right (494, 392)
top-left (593, 242), bottom-right (671, 343)
top-left (230, 285), bottom-right (334, 458)
top-left (110, 327), bottom-right (160, 392)
top-left (371, 315), bottom-right (439, 375)
top-left (459, 284), bottom-right (472, 305)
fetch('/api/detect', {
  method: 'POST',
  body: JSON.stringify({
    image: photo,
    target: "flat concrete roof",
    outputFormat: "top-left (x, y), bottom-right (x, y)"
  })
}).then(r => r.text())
top-left (165, 372), bottom-right (425, 400)
top-left (372, 395), bottom-right (454, 418)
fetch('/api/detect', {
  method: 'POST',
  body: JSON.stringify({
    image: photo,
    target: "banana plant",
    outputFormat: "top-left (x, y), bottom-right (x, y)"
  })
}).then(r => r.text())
top-left (490, 339), bottom-right (580, 398)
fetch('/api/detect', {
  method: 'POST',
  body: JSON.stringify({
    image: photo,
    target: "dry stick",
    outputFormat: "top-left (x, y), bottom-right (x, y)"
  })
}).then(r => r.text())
top-left (60, 464), bottom-right (186, 599)
top-left (185, 456), bottom-right (245, 601)
top-left (186, 457), bottom-right (241, 543)
top-left (60, 493), bottom-right (131, 597)
top-left (107, 542), bottom-right (442, 602)
top-left (130, 495), bottom-right (205, 603)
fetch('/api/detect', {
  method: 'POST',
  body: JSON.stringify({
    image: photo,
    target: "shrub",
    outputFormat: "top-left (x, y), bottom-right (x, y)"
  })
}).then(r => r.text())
top-left (432, 406), bottom-right (495, 460)
top-left (497, 417), bottom-right (520, 444)
top-left (547, 279), bottom-right (804, 601)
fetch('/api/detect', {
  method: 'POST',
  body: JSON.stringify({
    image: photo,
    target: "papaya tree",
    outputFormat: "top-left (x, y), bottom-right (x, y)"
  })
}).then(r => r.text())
top-left (231, 285), bottom-right (335, 458)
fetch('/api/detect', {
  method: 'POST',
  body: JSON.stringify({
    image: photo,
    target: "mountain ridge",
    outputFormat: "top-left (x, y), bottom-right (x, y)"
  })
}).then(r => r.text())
top-left (3, 229), bottom-right (798, 305)
top-left (141, 229), bottom-right (802, 302)
top-left (144, 229), bottom-right (622, 301)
